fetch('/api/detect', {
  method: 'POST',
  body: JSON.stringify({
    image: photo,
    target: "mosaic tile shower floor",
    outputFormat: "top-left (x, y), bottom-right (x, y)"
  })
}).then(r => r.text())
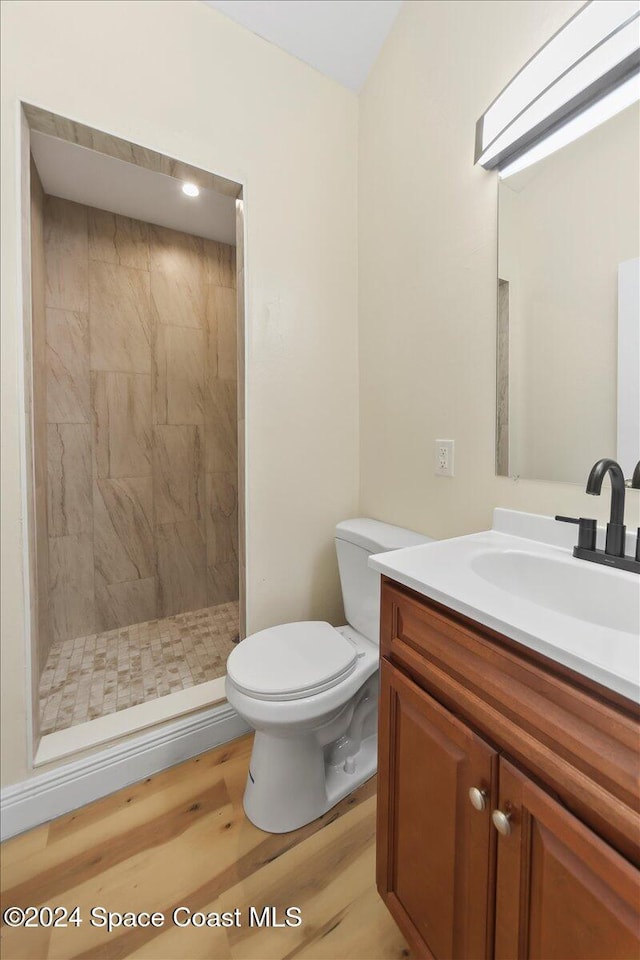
top-left (39, 601), bottom-right (240, 735)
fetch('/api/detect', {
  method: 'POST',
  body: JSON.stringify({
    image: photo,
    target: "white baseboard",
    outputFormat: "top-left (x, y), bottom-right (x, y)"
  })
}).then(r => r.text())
top-left (1, 703), bottom-right (250, 840)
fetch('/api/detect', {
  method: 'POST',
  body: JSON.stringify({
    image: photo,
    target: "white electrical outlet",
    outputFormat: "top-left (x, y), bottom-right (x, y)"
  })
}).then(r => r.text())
top-left (435, 439), bottom-right (455, 477)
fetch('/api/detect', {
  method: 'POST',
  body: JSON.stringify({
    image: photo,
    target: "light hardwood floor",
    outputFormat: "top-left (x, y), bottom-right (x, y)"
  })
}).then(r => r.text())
top-left (1, 735), bottom-right (409, 960)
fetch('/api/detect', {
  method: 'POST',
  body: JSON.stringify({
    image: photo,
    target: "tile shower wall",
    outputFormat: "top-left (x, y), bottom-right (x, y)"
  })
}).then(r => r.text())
top-left (30, 160), bottom-right (50, 671)
top-left (43, 196), bottom-right (238, 643)
top-left (235, 199), bottom-right (246, 640)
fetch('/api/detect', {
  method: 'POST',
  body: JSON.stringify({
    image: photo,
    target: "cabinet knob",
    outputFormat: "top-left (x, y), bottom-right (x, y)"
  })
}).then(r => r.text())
top-left (492, 808), bottom-right (512, 836)
top-left (468, 787), bottom-right (488, 811)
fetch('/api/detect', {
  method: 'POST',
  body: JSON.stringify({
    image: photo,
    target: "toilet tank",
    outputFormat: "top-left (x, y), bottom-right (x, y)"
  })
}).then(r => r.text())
top-left (335, 519), bottom-right (432, 644)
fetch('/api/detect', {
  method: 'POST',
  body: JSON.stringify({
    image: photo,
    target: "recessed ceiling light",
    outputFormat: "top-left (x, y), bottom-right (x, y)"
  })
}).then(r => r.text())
top-left (182, 182), bottom-right (200, 197)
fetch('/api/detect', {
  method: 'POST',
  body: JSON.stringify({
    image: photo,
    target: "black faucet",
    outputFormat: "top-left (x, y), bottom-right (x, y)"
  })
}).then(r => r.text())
top-left (632, 461), bottom-right (640, 563)
top-left (585, 458), bottom-right (626, 556)
top-left (556, 458), bottom-right (640, 574)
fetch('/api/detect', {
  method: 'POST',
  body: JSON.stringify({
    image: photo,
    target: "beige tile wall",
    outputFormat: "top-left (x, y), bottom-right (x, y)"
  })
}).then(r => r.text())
top-left (30, 160), bottom-right (50, 672)
top-left (43, 196), bottom-right (238, 643)
top-left (235, 199), bottom-right (246, 640)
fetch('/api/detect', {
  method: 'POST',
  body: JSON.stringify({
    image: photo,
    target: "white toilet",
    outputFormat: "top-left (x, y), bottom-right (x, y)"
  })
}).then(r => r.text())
top-left (226, 518), bottom-right (431, 833)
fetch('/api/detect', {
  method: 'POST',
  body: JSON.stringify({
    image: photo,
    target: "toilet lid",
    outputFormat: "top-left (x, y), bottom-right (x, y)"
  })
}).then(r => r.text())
top-left (227, 621), bottom-right (358, 701)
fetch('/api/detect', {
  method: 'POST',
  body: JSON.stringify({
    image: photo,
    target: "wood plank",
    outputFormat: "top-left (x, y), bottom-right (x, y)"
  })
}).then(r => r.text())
top-left (286, 885), bottom-right (409, 960)
top-left (1, 735), bottom-right (405, 960)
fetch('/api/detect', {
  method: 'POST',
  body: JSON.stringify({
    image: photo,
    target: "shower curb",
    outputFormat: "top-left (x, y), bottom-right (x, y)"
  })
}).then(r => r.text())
top-left (0, 703), bottom-right (250, 840)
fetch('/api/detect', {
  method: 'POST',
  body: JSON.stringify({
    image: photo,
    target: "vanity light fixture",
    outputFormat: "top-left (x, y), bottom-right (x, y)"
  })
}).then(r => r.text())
top-left (499, 70), bottom-right (640, 177)
top-left (182, 182), bottom-right (200, 197)
top-left (475, 0), bottom-right (640, 174)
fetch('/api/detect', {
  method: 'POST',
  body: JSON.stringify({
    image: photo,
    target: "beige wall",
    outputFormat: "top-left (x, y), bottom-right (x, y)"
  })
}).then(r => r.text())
top-left (500, 103), bottom-right (640, 484)
top-left (1, 0), bottom-right (359, 787)
top-left (4, 0), bottom-right (637, 792)
top-left (43, 196), bottom-right (238, 647)
top-left (358, 0), bottom-right (640, 540)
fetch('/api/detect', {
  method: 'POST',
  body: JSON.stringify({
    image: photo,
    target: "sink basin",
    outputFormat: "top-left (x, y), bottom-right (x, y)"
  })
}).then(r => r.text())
top-left (368, 509), bottom-right (640, 703)
top-left (471, 549), bottom-right (639, 635)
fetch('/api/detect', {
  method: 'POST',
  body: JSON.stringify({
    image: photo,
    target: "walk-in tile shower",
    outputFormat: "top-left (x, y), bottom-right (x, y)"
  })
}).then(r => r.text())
top-left (27, 119), bottom-right (243, 737)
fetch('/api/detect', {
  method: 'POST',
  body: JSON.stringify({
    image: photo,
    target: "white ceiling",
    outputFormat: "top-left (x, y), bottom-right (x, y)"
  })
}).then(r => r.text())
top-left (30, 132), bottom-right (237, 245)
top-left (202, 0), bottom-right (404, 91)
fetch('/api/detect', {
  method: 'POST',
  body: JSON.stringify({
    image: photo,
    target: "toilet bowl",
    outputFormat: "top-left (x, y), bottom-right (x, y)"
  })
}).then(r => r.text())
top-left (226, 518), bottom-right (431, 833)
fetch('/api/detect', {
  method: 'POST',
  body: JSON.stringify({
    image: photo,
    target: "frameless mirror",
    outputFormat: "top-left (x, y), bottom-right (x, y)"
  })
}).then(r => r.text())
top-left (496, 100), bottom-right (639, 484)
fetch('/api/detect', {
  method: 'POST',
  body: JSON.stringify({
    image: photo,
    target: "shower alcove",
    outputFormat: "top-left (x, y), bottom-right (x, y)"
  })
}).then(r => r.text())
top-left (21, 105), bottom-right (246, 759)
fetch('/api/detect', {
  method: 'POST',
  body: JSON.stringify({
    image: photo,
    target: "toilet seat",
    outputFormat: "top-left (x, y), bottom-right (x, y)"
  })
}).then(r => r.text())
top-left (227, 621), bottom-right (358, 701)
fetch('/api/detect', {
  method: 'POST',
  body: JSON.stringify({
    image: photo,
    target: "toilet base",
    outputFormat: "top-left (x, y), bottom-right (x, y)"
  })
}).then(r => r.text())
top-left (242, 728), bottom-right (378, 834)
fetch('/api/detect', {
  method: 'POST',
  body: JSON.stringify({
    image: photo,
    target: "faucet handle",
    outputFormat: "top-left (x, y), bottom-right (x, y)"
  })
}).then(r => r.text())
top-left (555, 516), bottom-right (597, 551)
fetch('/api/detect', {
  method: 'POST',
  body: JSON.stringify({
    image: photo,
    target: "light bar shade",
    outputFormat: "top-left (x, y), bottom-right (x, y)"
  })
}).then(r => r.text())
top-left (476, 0), bottom-right (640, 171)
top-left (498, 72), bottom-right (640, 178)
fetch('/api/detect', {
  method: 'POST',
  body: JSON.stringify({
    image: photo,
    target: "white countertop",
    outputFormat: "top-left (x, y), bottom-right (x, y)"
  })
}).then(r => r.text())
top-left (369, 509), bottom-right (640, 704)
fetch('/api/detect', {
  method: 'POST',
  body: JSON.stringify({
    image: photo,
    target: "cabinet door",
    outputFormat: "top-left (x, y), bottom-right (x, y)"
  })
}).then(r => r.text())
top-left (377, 660), bottom-right (498, 960)
top-left (494, 758), bottom-right (640, 960)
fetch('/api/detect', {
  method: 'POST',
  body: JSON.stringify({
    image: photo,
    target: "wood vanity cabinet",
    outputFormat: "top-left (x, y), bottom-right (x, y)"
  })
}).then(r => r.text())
top-left (376, 578), bottom-right (640, 960)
